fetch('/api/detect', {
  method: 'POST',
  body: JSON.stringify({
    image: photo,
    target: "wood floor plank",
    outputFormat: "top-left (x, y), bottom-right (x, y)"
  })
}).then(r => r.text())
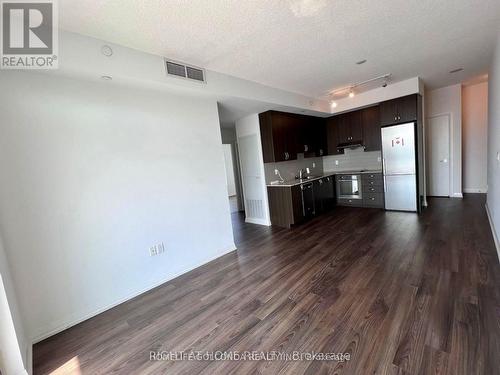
top-left (33, 195), bottom-right (500, 375)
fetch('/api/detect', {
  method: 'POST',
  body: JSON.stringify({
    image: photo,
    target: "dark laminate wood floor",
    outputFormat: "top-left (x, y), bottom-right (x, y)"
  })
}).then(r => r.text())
top-left (33, 195), bottom-right (500, 374)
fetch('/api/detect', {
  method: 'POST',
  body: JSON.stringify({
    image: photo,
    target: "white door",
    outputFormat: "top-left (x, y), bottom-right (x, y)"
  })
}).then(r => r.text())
top-left (426, 115), bottom-right (450, 197)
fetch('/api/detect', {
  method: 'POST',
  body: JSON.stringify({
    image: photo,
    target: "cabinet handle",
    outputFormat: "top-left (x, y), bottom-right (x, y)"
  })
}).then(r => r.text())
top-left (371, 197), bottom-right (375, 200)
top-left (370, 181), bottom-right (374, 185)
top-left (370, 174), bottom-right (374, 178)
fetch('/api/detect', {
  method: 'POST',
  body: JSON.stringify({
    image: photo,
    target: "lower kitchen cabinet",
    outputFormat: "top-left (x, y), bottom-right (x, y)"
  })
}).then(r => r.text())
top-left (267, 185), bottom-right (305, 228)
top-left (336, 173), bottom-right (385, 208)
top-left (362, 173), bottom-right (384, 208)
top-left (313, 176), bottom-right (335, 213)
top-left (267, 176), bottom-right (335, 228)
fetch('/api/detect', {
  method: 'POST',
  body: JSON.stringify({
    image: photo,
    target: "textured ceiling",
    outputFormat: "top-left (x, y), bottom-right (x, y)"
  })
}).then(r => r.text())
top-left (59, 0), bottom-right (500, 98)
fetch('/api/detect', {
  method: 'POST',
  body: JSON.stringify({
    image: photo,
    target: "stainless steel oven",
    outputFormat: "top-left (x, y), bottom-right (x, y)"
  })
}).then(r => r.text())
top-left (336, 174), bottom-right (362, 200)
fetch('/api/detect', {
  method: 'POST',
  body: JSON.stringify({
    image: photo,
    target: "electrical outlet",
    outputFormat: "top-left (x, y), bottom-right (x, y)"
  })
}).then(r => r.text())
top-left (335, 160), bottom-right (339, 166)
top-left (377, 156), bottom-right (382, 162)
top-left (149, 242), bottom-right (165, 256)
top-left (312, 162), bottom-right (316, 168)
top-left (274, 169), bottom-right (279, 175)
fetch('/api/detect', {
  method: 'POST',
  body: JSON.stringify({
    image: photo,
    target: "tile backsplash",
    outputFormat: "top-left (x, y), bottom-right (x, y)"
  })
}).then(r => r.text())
top-left (264, 154), bottom-right (324, 183)
top-left (264, 148), bottom-right (383, 184)
top-left (323, 147), bottom-right (382, 172)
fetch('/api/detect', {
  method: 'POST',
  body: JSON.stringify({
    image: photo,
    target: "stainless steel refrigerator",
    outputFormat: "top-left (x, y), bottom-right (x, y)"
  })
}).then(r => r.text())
top-left (381, 122), bottom-right (417, 212)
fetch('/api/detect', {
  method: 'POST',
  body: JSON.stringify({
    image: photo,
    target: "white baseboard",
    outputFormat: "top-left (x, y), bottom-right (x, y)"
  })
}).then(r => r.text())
top-left (451, 193), bottom-right (463, 198)
top-left (31, 244), bottom-right (237, 344)
top-left (463, 188), bottom-right (488, 193)
top-left (485, 203), bottom-right (500, 262)
top-left (245, 217), bottom-right (271, 226)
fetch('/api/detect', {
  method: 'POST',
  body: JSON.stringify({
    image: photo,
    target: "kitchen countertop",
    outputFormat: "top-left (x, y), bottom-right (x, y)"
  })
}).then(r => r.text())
top-left (267, 169), bottom-right (382, 187)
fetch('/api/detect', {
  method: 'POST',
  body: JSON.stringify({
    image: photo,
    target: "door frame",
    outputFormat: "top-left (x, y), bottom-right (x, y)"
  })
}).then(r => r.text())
top-left (426, 113), bottom-right (452, 197)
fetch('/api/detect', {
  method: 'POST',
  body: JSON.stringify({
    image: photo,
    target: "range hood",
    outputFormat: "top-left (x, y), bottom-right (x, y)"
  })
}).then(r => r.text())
top-left (337, 140), bottom-right (365, 150)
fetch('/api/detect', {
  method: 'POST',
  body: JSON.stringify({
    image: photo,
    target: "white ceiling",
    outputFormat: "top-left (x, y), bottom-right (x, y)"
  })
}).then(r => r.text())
top-left (59, 0), bottom-right (500, 98)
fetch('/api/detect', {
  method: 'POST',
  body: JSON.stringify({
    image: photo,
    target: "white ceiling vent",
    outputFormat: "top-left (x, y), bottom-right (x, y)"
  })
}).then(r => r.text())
top-left (165, 59), bottom-right (205, 83)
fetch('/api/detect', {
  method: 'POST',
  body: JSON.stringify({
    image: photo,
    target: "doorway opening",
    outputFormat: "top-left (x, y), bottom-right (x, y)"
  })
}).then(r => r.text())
top-left (220, 126), bottom-right (244, 217)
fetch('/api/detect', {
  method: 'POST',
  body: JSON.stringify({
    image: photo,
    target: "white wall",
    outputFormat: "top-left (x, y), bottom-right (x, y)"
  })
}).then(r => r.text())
top-left (462, 82), bottom-right (489, 193)
top-left (56, 31), bottom-right (330, 114)
top-left (0, 71), bottom-right (236, 343)
top-left (426, 84), bottom-right (463, 197)
top-left (0, 238), bottom-right (28, 375)
top-left (235, 115), bottom-right (271, 226)
top-left (487, 34), bottom-right (500, 257)
top-left (330, 77), bottom-right (422, 113)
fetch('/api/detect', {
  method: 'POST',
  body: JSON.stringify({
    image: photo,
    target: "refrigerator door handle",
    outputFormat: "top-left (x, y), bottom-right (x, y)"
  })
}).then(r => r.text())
top-left (382, 158), bottom-right (387, 193)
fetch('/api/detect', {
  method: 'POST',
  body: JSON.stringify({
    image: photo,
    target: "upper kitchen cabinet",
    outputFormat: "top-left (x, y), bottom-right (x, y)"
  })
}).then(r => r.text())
top-left (260, 111), bottom-right (327, 162)
top-left (297, 115), bottom-right (316, 158)
top-left (311, 118), bottom-right (328, 157)
top-left (362, 105), bottom-right (381, 151)
top-left (326, 110), bottom-right (364, 153)
top-left (346, 111), bottom-right (363, 143)
top-left (326, 116), bottom-right (343, 155)
top-left (259, 111), bottom-right (298, 162)
top-left (380, 94), bottom-right (418, 126)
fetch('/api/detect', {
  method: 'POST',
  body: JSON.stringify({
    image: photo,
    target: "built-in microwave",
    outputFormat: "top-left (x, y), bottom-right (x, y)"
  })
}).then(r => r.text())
top-left (336, 174), bottom-right (362, 200)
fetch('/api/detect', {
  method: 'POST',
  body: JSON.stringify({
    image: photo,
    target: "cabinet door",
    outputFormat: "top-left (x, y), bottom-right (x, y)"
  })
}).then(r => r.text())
top-left (313, 118), bottom-right (328, 157)
top-left (323, 176), bottom-right (335, 211)
top-left (338, 114), bottom-right (351, 143)
top-left (298, 115), bottom-right (316, 158)
top-left (291, 185), bottom-right (305, 224)
top-left (397, 94), bottom-right (418, 123)
top-left (362, 106), bottom-right (381, 151)
top-left (271, 112), bottom-right (298, 161)
top-left (270, 113), bottom-right (290, 161)
top-left (301, 183), bottom-right (315, 217)
top-left (380, 99), bottom-right (399, 126)
top-left (259, 112), bottom-right (275, 163)
top-left (326, 117), bottom-right (342, 155)
top-left (348, 111), bottom-right (363, 142)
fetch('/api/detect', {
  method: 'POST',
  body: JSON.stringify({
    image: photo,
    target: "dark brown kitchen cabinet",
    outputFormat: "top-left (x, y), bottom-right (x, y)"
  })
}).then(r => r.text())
top-left (326, 110), bottom-right (364, 153)
top-left (312, 118), bottom-right (328, 157)
top-left (260, 111), bottom-right (327, 162)
top-left (362, 105), bottom-right (382, 151)
top-left (335, 112), bottom-right (363, 144)
top-left (313, 176), bottom-right (335, 214)
top-left (346, 111), bottom-right (363, 142)
top-left (259, 111), bottom-right (298, 162)
top-left (380, 94), bottom-right (418, 126)
top-left (267, 185), bottom-right (305, 228)
top-left (326, 116), bottom-right (343, 155)
top-left (267, 176), bottom-right (335, 228)
top-left (297, 115), bottom-right (316, 158)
